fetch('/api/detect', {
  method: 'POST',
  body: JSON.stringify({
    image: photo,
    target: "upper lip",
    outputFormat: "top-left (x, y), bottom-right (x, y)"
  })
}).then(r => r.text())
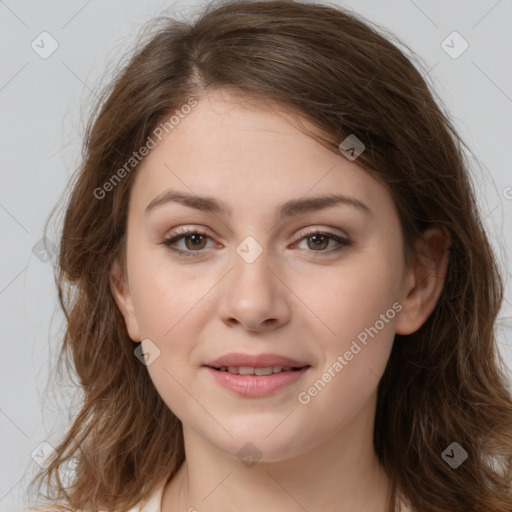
top-left (205, 353), bottom-right (310, 368)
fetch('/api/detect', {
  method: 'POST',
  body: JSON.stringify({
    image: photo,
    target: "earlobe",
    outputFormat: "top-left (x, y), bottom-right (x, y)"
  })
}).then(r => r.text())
top-left (395, 227), bottom-right (451, 335)
top-left (109, 260), bottom-right (142, 342)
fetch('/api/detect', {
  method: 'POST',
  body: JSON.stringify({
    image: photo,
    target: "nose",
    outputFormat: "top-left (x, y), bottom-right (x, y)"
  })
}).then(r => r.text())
top-left (216, 245), bottom-right (292, 333)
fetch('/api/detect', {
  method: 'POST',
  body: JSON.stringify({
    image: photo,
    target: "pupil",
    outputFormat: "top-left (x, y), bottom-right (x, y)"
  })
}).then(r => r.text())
top-left (309, 235), bottom-right (327, 250)
top-left (187, 234), bottom-right (205, 249)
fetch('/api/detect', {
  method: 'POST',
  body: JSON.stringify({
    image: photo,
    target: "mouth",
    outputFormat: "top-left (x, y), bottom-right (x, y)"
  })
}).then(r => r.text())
top-left (204, 365), bottom-right (310, 397)
top-left (203, 353), bottom-right (311, 397)
top-left (205, 352), bottom-right (310, 369)
top-left (207, 365), bottom-right (309, 375)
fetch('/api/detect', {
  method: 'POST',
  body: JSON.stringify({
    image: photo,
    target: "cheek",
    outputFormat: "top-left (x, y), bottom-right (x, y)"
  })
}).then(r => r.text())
top-left (295, 312), bottom-right (396, 443)
top-left (310, 245), bottom-right (404, 349)
top-left (299, 245), bottom-right (402, 408)
top-left (131, 263), bottom-right (204, 418)
top-left (129, 250), bottom-right (207, 339)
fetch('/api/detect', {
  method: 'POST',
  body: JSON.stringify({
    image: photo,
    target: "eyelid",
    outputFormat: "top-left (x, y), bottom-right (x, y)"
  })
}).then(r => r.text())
top-left (162, 225), bottom-right (352, 258)
top-left (164, 225), bottom-right (350, 242)
top-left (295, 226), bottom-right (351, 242)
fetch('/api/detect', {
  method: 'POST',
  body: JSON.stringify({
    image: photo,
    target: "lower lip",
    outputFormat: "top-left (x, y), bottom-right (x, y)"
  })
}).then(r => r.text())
top-left (204, 366), bottom-right (310, 397)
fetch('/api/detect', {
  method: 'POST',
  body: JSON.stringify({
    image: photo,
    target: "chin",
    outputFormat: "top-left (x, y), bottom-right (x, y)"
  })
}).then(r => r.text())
top-left (204, 426), bottom-right (317, 465)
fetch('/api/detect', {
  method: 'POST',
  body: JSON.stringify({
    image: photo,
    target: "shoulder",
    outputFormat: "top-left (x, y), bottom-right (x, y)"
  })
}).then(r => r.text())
top-left (20, 507), bottom-right (74, 512)
top-left (21, 507), bottom-right (76, 512)
top-left (19, 501), bottom-right (153, 512)
top-left (21, 477), bottom-right (167, 512)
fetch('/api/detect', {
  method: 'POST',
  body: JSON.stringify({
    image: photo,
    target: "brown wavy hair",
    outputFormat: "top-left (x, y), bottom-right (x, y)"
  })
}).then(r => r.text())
top-left (29, 1), bottom-right (512, 511)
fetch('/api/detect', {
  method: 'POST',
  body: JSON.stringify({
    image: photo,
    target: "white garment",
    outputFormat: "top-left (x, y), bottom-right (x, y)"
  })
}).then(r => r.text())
top-left (125, 480), bottom-right (165, 512)
top-left (22, 479), bottom-right (166, 512)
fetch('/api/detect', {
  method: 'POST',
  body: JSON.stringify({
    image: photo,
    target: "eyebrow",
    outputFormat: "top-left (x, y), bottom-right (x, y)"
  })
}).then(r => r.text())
top-left (145, 190), bottom-right (371, 220)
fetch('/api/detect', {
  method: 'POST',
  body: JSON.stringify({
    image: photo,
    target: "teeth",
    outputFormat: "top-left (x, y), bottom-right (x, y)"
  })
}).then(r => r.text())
top-left (255, 367), bottom-right (273, 376)
top-left (217, 366), bottom-right (298, 375)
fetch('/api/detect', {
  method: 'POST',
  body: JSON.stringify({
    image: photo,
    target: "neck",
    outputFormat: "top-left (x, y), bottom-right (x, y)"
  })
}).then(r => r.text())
top-left (161, 391), bottom-right (392, 512)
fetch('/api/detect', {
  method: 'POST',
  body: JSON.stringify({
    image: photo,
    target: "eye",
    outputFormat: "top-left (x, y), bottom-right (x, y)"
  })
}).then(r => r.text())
top-left (161, 227), bottom-right (352, 258)
top-left (162, 227), bottom-right (215, 258)
top-left (294, 228), bottom-right (352, 256)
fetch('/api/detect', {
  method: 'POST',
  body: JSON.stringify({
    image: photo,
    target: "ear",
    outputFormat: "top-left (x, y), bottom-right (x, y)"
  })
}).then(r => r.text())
top-left (109, 259), bottom-right (141, 342)
top-left (395, 227), bottom-right (451, 335)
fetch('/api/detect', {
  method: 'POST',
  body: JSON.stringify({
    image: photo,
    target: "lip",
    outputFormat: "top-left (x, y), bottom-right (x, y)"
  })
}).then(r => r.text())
top-left (205, 366), bottom-right (310, 397)
top-left (203, 352), bottom-right (311, 398)
top-left (205, 352), bottom-right (309, 368)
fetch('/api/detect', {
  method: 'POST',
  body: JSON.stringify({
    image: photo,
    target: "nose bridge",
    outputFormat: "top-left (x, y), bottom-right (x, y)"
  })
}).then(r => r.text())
top-left (217, 232), bottom-right (290, 331)
top-left (231, 233), bottom-right (275, 299)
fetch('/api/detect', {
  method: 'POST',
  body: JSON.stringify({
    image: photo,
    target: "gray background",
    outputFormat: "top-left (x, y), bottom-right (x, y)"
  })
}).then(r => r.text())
top-left (1, 0), bottom-right (511, 510)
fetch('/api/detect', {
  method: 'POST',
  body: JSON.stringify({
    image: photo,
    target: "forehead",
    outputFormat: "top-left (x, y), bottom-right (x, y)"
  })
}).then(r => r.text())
top-left (129, 90), bottom-right (395, 222)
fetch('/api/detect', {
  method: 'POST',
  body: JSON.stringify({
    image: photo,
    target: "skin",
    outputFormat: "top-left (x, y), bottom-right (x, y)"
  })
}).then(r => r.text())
top-left (111, 89), bottom-right (450, 512)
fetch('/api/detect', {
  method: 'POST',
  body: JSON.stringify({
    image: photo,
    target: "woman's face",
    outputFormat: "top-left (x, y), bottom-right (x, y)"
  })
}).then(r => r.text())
top-left (112, 89), bottom-right (412, 462)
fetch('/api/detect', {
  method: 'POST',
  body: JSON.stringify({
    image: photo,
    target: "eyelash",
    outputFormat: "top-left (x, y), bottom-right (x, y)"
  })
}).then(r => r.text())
top-left (161, 227), bottom-right (352, 258)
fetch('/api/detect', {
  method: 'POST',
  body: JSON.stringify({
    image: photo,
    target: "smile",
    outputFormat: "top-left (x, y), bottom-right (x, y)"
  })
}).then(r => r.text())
top-left (213, 365), bottom-right (304, 375)
top-left (204, 365), bottom-right (311, 397)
